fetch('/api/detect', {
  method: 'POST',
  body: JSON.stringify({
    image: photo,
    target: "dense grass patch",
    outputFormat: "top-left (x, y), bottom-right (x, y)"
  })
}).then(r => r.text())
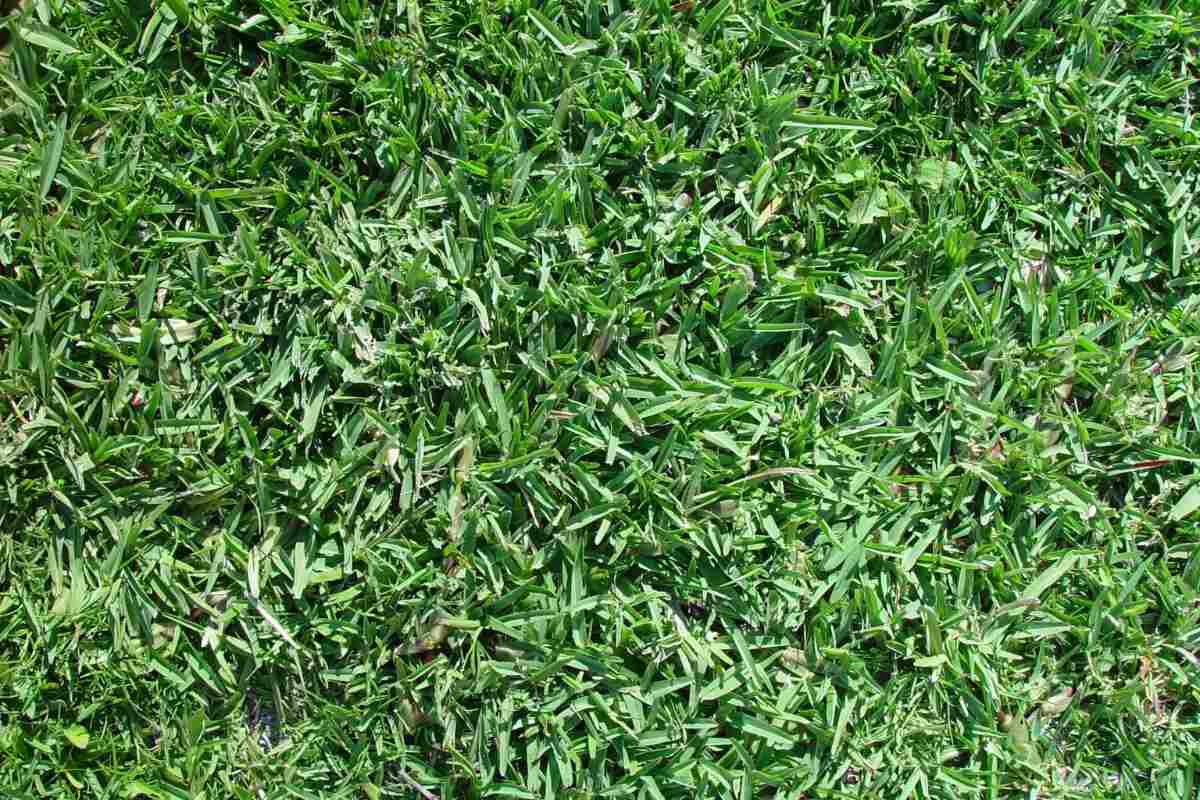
top-left (1, 0), bottom-right (1199, 797)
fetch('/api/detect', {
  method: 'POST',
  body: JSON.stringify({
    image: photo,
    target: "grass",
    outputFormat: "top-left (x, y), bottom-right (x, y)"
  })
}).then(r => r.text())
top-left (1, 0), bottom-right (1199, 797)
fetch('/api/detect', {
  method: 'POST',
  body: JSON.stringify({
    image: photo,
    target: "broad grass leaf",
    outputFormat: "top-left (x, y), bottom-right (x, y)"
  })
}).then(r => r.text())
top-left (19, 23), bottom-right (81, 54)
top-left (63, 724), bottom-right (90, 749)
top-left (789, 113), bottom-right (875, 131)
top-left (1169, 484), bottom-right (1200, 522)
top-left (1020, 555), bottom-right (1081, 601)
top-left (39, 114), bottom-right (66, 200)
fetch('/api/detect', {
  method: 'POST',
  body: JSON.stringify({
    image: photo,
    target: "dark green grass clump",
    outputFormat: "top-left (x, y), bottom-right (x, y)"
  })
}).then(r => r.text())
top-left (1, 0), bottom-right (1199, 797)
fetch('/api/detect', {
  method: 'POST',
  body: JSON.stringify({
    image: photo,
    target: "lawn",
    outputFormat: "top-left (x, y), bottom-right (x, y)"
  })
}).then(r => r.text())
top-left (1, 0), bottom-right (1199, 797)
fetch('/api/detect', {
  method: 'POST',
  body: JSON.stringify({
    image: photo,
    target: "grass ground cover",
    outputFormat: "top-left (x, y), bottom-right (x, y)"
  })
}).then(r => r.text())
top-left (1, 0), bottom-right (1199, 797)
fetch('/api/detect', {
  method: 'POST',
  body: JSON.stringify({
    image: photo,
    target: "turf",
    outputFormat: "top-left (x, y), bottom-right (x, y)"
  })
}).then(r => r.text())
top-left (1, 0), bottom-right (1199, 797)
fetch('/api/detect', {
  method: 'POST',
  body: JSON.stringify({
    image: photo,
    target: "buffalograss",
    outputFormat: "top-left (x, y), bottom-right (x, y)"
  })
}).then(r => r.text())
top-left (1, 0), bottom-right (1199, 797)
